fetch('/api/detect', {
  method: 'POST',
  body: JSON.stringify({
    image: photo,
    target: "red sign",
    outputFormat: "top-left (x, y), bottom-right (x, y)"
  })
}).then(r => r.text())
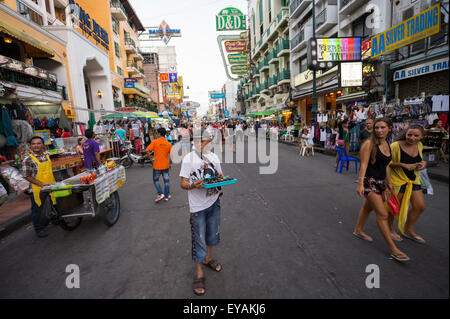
top-left (225, 40), bottom-right (247, 52)
top-left (160, 73), bottom-right (169, 82)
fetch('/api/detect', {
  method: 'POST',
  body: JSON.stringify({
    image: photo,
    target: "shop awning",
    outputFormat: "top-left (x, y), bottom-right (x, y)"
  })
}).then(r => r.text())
top-left (336, 91), bottom-right (368, 104)
top-left (0, 21), bottom-right (54, 58)
top-left (123, 87), bottom-right (150, 98)
top-left (247, 110), bottom-right (276, 117)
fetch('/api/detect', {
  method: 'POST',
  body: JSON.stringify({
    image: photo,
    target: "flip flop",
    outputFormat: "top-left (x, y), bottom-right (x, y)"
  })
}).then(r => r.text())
top-left (353, 232), bottom-right (373, 243)
top-left (202, 259), bottom-right (222, 272)
top-left (403, 233), bottom-right (426, 244)
top-left (193, 277), bottom-right (205, 296)
top-left (390, 253), bottom-right (410, 262)
top-left (390, 233), bottom-right (403, 242)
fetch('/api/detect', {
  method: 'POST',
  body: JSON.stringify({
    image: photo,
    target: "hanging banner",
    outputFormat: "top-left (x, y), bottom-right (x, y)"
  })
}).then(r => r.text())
top-left (371, 3), bottom-right (440, 58)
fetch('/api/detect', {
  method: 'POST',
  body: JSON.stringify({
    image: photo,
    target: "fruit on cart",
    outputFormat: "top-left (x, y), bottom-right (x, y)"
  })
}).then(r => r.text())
top-left (106, 161), bottom-right (116, 169)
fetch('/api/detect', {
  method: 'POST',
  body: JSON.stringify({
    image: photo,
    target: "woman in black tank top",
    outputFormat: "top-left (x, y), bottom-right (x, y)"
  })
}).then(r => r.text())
top-left (353, 118), bottom-right (410, 262)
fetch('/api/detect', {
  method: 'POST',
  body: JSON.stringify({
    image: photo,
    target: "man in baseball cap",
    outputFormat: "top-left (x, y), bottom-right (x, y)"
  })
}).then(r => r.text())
top-left (180, 127), bottom-right (224, 296)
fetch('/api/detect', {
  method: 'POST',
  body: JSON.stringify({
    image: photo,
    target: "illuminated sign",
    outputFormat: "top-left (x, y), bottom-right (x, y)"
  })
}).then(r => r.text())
top-left (169, 73), bottom-right (178, 83)
top-left (69, 0), bottom-right (110, 50)
top-left (216, 7), bottom-right (247, 31)
top-left (339, 62), bottom-right (363, 87)
top-left (148, 21), bottom-right (181, 45)
top-left (167, 93), bottom-right (181, 99)
top-left (160, 73), bottom-right (169, 82)
top-left (316, 38), bottom-right (362, 62)
top-left (371, 3), bottom-right (440, 58)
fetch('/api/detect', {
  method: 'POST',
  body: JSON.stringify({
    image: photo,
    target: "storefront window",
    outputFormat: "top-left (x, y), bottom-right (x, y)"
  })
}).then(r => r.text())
top-left (114, 42), bottom-right (121, 58)
top-left (112, 19), bottom-right (119, 35)
top-left (16, 0), bottom-right (44, 26)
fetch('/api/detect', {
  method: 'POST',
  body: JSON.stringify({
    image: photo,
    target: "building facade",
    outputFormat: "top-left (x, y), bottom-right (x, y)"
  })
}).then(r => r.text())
top-left (238, 0), bottom-right (291, 117)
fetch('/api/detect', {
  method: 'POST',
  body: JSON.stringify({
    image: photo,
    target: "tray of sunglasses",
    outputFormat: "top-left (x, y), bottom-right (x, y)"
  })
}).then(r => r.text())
top-left (202, 176), bottom-right (237, 188)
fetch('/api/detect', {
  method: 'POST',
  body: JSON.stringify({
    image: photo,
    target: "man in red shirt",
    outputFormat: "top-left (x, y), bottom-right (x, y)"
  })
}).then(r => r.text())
top-left (147, 128), bottom-right (173, 202)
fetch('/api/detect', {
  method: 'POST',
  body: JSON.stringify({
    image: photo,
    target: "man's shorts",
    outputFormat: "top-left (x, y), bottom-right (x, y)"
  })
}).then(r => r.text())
top-left (190, 199), bottom-right (221, 262)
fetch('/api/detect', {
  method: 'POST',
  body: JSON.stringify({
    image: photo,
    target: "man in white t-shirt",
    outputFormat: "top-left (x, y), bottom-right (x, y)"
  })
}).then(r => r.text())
top-left (179, 129), bottom-right (224, 296)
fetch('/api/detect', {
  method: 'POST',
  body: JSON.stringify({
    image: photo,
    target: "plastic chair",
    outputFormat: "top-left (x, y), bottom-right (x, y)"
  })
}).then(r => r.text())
top-left (299, 140), bottom-right (314, 157)
top-left (335, 146), bottom-right (358, 174)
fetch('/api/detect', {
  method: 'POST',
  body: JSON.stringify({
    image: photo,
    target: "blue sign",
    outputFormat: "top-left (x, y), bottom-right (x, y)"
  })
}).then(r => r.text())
top-left (394, 57), bottom-right (448, 81)
top-left (224, 110), bottom-right (230, 117)
top-left (124, 83), bottom-right (135, 88)
top-left (169, 73), bottom-right (178, 83)
top-left (210, 93), bottom-right (226, 99)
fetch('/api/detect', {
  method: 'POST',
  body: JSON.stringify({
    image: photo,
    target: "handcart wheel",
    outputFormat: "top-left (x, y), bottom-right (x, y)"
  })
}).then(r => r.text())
top-left (101, 191), bottom-right (120, 227)
top-left (59, 214), bottom-right (83, 231)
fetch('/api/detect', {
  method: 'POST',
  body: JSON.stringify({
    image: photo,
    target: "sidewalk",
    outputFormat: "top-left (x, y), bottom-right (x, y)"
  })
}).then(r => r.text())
top-left (279, 138), bottom-right (449, 182)
top-left (0, 193), bottom-right (31, 239)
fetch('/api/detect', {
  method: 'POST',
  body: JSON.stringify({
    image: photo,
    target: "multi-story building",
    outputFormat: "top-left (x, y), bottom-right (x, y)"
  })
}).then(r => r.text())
top-left (109, 0), bottom-right (150, 111)
top-left (387, 0), bottom-right (448, 102)
top-left (289, 0), bottom-right (391, 123)
top-left (1, 0), bottom-right (74, 125)
top-left (238, 0), bottom-right (291, 116)
top-left (142, 51), bottom-right (161, 112)
top-left (157, 46), bottom-right (178, 111)
top-left (289, 0), bottom-right (447, 124)
top-left (225, 80), bottom-right (238, 115)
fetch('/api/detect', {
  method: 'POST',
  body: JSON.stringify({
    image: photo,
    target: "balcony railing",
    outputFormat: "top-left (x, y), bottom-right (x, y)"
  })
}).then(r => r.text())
top-left (316, 8), bottom-right (327, 29)
top-left (276, 8), bottom-right (289, 25)
top-left (277, 70), bottom-right (291, 82)
top-left (269, 75), bottom-right (277, 87)
top-left (278, 38), bottom-right (290, 53)
top-left (291, 29), bottom-right (304, 50)
top-left (110, 0), bottom-right (128, 21)
top-left (290, 0), bottom-right (311, 19)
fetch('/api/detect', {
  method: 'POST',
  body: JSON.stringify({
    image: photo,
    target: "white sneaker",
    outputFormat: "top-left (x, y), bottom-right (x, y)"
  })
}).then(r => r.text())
top-left (155, 194), bottom-right (165, 202)
top-left (164, 195), bottom-right (172, 202)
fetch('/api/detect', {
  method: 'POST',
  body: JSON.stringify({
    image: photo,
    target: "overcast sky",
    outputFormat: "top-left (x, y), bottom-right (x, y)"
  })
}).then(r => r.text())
top-left (131, 0), bottom-right (248, 115)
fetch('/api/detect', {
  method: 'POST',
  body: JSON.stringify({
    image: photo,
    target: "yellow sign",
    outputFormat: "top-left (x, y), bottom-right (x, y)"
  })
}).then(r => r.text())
top-left (371, 3), bottom-right (440, 58)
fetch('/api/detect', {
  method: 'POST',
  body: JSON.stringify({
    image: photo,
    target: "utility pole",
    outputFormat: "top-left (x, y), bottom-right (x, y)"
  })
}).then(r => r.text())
top-left (312, 0), bottom-right (317, 124)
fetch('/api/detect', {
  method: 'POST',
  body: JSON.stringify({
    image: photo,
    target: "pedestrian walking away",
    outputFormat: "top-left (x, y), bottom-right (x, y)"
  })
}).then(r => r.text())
top-left (180, 129), bottom-right (224, 296)
top-left (147, 127), bottom-right (172, 202)
top-left (353, 118), bottom-right (410, 262)
top-left (388, 125), bottom-right (428, 244)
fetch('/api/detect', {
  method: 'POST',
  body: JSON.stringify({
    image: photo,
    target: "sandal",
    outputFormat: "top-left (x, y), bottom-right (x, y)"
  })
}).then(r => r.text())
top-left (353, 231), bottom-right (373, 243)
top-left (390, 233), bottom-right (403, 242)
top-left (403, 233), bottom-right (426, 244)
top-left (193, 277), bottom-right (205, 296)
top-left (203, 259), bottom-right (222, 272)
top-left (390, 253), bottom-right (410, 262)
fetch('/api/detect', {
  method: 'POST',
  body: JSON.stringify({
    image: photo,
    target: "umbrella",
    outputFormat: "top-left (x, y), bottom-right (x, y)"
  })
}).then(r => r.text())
top-left (133, 111), bottom-right (159, 118)
top-left (88, 112), bottom-right (96, 129)
top-left (101, 112), bottom-right (126, 120)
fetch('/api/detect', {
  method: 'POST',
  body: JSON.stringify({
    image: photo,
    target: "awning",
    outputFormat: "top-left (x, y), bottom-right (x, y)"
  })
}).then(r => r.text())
top-left (0, 21), bottom-right (54, 58)
top-left (123, 87), bottom-right (150, 98)
top-left (336, 92), bottom-right (368, 104)
top-left (292, 78), bottom-right (339, 100)
top-left (247, 110), bottom-right (276, 117)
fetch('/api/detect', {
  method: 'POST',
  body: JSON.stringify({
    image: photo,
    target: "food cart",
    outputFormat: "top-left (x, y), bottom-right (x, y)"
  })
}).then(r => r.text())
top-left (40, 164), bottom-right (126, 230)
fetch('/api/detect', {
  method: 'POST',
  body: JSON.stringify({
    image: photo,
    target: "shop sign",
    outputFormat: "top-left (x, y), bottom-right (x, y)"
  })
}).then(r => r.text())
top-left (225, 40), bottom-right (248, 52)
top-left (210, 93), bottom-right (226, 99)
top-left (0, 54), bottom-right (57, 82)
top-left (371, 3), bottom-right (440, 58)
top-left (124, 78), bottom-right (138, 88)
top-left (316, 38), bottom-right (362, 62)
top-left (169, 73), bottom-right (178, 83)
top-left (160, 73), bottom-right (169, 82)
top-left (393, 57), bottom-right (449, 81)
top-left (148, 21), bottom-right (181, 45)
top-left (228, 52), bottom-right (248, 64)
top-left (69, 0), bottom-right (110, 50)
top-left (166, 93), bottom-right (180, 99)
top-left (339, 62), bottom-right (363, 87)
top-left (231, 64), bottom-right (248, 74)
top-left (216, 7), bottom-right (247, 31)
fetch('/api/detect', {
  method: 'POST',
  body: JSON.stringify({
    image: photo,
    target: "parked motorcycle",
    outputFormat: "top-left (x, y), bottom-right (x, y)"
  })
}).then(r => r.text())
top-left (120, 142), bottom-right (153, 169)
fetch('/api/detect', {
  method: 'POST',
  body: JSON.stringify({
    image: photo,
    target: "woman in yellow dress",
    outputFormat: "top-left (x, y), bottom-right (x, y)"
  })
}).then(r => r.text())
top-left (389, 125), bottom-right (427, 244)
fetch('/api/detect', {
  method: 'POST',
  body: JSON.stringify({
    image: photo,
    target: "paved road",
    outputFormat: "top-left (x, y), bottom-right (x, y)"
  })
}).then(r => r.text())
top-left (0, 141), bottom-right (448, 298)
